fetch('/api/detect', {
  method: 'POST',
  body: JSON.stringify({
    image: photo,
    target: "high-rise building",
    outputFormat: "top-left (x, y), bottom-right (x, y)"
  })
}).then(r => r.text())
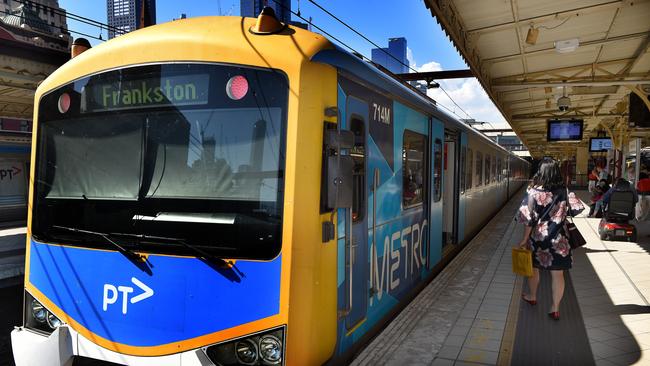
top-left (107, 0), bottom-right (156, 39)
top-left (240, 0), bottom-right (290, 24)
top-left (371, 37), bottom-right (409, 74)
top-left (371, 37), bottom-right (428, 94)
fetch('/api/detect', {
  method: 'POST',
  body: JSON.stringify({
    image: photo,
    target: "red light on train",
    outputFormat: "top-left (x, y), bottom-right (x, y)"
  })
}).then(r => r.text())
top-left (57, 93), bottom-right (71, 113)
top-left (226, 75), bottom-right (249, 100)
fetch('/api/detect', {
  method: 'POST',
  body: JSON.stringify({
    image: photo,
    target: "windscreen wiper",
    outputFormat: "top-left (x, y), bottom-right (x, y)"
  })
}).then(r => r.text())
top-left (109, 232), bottom-right (235, 267)
top-left (52, 225), bottom-right (145, 263)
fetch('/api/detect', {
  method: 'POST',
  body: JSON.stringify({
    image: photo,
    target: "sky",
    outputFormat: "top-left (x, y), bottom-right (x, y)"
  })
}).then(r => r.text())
top-left (58, 0), bottom-right (509, 128)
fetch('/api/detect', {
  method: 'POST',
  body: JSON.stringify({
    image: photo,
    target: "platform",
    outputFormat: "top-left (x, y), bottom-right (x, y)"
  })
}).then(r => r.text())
top-left (0, 226), bottom-right (26, 288)
top-left (352, 190), bottom-right (650, 366)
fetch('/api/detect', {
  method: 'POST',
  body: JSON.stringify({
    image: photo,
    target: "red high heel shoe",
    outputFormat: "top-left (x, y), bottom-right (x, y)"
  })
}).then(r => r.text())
top-left (548, 311), bottom-right (560, 320)
top-left (521, 294), bottom-right (537, 306)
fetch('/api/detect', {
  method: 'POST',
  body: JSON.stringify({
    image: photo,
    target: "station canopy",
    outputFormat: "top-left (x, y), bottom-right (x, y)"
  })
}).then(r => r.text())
top-left (424, 0), bottom-right (650, 158)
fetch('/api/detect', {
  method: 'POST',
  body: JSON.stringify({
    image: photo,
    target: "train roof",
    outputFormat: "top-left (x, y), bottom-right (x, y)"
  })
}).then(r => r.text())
top-left (36, 15), bottom-right (527, 164)
top-left (36, 16), bottom-right (333, 99)
top-left (312, 46), bottom-right (526, 161)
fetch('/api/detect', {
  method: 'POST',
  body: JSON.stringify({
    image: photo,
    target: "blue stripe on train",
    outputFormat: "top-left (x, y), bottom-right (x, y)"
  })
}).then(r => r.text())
top-left (28, 239), bottom-right (281, 347)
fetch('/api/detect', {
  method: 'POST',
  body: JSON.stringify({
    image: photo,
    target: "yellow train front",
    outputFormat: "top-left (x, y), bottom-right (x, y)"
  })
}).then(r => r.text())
top-left (12, 11), bottom-right (529, 366)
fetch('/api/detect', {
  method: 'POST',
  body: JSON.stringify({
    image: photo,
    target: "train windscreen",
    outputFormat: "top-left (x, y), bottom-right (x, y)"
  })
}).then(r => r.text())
top-left (33, 63), bottom-right (288, 260)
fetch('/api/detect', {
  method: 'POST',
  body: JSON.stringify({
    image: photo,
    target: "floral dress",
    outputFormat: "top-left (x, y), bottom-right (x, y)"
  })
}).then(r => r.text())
top-left (515, 187), bottom-right (585, 270)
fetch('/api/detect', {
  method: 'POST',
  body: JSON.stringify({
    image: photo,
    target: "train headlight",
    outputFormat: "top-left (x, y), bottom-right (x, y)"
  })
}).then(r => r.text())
top-left (259, 335), bottom-right (282, 364)
top-left (235, 339), bottom-right (258, 365)
top-left (24, 291), bottom-right (64, 334)
top-left (31, 299), bottom-right (47, 323)
top-left (204, 326), bottom-right (285, 365)
top-left (47, 312), bottom-right (63, 329)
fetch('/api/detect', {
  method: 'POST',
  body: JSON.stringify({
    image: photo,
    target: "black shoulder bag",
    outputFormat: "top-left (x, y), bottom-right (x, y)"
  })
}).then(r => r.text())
top-left (565, 189), bottom-right (587, 249)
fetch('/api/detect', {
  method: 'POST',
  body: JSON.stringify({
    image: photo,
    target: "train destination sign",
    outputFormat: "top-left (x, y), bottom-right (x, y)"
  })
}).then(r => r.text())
top-left (82, 74), bottom-right (209, 112)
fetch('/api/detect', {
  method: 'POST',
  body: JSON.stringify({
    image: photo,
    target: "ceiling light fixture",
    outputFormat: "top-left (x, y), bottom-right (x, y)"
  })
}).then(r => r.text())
top-left (555, 38), bottom-right (580, 54)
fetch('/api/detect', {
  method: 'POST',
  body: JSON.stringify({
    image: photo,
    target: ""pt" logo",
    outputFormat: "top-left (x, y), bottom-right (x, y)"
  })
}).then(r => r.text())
top-left (102, 277), bottom-right (154, 314)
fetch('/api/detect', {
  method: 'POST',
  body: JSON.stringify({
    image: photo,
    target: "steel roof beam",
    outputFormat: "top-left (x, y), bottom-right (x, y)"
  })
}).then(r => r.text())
top-left (466, 1), bottom-right (623, 35)
top-left (491, 57), bottom-right (636, 83)
top-left (505, 95), bottom-right (617, 105)
top-left (0, 94), bottom-right (33, 105)
top-left (396, 69), bottom-right (474, 80)
top-left (423, 0), bottom-right (523, 140)
top-left (595, 34), bottom-right (650, 114)
top-left (0, 81), bottom-right (36, 93)
top-left (483, 31), bottom-right (649, 64)
top-left (0, 69), bottom-right (42, 84)
top-left (511, 113), bottom-right (623, 121)
top-left (493, 79), bottom-right (650, 90)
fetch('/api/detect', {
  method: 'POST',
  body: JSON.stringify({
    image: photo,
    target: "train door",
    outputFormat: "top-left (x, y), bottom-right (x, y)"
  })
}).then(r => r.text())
top-left (428, 118), bottom-right (444, 269)
top-left (504, 155), bottom-right (510, 202)
top-left (344, 96), bottom-right (368, 330)
top-left (442, 131), bottom-right (459, 248)
top-left (457, 132), bottom-right (467, 244)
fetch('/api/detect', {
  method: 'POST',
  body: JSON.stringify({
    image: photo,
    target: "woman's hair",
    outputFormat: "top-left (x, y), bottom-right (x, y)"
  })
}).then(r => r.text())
top-left (531, 158), bottom-right (565, 191)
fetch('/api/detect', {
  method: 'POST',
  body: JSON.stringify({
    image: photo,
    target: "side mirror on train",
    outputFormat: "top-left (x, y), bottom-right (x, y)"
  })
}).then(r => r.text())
top-left (327, 154), bottom-right (354, 209)
top-left (322, 129), bottom-right (354, 211)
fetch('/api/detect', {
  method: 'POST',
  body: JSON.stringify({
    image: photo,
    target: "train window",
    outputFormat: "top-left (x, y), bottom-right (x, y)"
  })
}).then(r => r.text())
top-left (485, 155), bottom-right (491, 184)
top-left (459, 147), bottom-right (466, 194)
top-left (403, 130), bottom-right (426, 208)
top-left (497, 157), bottom-right (502, 182)
top-left (433, 139), bottom-right (442, 202)
top-left (33, 63), bottom-right (289, 260)
top-left (495, 157), bottom-right (499, 182)
top-left (351, 117), bottom-right (366, 222)
top-left (476, 151), bottom-right (483, 186)
top-left (467, 148), bottom-right (473, 189)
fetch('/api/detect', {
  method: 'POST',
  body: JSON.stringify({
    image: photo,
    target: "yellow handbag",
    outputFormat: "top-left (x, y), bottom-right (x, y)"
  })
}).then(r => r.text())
top-left (511, 248), bottom-right (533, 277)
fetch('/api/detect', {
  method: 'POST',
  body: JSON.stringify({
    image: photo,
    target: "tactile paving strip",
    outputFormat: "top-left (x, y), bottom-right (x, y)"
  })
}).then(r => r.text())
top-left (511, 270), bottom-right (595, 366)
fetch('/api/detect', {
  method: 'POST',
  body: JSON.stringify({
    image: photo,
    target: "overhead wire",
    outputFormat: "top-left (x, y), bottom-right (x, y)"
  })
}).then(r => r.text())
top-left (536, 16), bottom-right (572, 30)
top-left (0, 9), bottom-right (106, 42)
top-left (305, 0), bottom-right (476, 122)
top-left (14, 0), bottom-right (126, 36)
top-left (266, 0), bottom-right (472, 123)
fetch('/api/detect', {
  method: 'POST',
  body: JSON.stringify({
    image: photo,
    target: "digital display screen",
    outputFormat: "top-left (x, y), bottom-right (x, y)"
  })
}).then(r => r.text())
top-left (547, 119), bottom-right (583, 142)
top-left (589, 137), bottom-right (612, 152)
top-left (81, 74), bottom-right (210, 113)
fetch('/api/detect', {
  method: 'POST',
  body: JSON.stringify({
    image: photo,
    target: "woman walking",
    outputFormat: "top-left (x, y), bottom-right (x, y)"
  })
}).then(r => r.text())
top-left (515, 158), bottom-right (585, 320)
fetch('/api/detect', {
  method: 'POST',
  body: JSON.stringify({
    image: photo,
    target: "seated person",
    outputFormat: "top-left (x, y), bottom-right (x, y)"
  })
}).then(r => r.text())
top-left (604, 178), bottom-right (638, 204)
top-left (601, 178), bottom-right (638, 219)
top-left (590, 180), bottom-right (609, 217)
top-left (588, 168), bottom-right (599, 193)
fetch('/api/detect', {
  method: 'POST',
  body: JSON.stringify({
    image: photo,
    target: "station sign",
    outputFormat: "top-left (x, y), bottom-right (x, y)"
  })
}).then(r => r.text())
top-left (82, 74), bottom-right (210, 113)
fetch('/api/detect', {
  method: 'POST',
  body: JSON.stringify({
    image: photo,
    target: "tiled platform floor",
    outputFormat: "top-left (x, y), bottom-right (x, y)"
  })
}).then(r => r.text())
top-left (351, 190), bottom-right (650, 366)
top-left (573, 191), bottom-right (650, 366)
top-left (0, 227), bottom-right (26, 287)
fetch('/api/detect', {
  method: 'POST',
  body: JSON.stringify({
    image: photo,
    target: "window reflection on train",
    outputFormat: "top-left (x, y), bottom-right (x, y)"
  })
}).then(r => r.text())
top-left (403, 130), bottom-right (426, 207)
top-left (351, 117), bottom-right (365, 222)
top-left (34, 64), bottom-right (287, 260)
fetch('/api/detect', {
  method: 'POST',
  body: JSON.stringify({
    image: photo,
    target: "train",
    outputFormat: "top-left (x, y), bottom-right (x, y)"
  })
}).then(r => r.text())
top-left (11, 10), bottom-right (529, 366)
